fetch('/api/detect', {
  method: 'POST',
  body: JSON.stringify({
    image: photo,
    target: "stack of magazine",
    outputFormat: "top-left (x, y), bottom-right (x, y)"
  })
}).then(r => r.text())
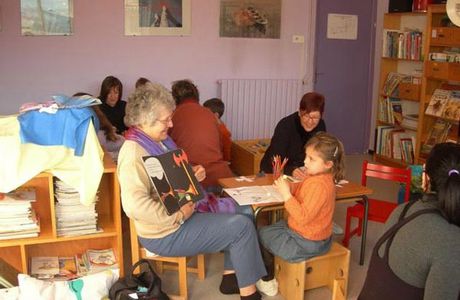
top-left (0, 188), bottom-right (40, 240)
top-left (54, 179), bottom-right (100, 237)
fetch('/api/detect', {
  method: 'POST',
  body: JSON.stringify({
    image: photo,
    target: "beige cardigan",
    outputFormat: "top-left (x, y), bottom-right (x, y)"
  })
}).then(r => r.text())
top-left (117, 140), bottom-right (181, 239)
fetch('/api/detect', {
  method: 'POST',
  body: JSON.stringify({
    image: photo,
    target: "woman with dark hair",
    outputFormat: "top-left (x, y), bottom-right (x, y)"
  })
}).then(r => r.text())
top-left (260, 92), bottom-right (326, 178)
top-left (169, 79), bottom-right (233, 189)
top-left (98, 75), bottom-right (127, 134)
top-left (359, 142), bottom-right (460, 300)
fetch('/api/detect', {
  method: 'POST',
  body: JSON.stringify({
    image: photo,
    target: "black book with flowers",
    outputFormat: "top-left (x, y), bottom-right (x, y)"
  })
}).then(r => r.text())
top-left (142, 149), bottom-right (204, 215)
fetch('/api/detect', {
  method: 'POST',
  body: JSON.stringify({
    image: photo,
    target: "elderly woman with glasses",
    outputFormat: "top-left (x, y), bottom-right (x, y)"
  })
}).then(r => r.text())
top-left (117, 82), bottom-right (266, 300)
top-left (260, 92), bottom-right (326, 179)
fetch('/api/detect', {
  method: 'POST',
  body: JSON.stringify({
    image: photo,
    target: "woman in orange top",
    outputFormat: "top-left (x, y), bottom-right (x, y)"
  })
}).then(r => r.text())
top-left (256, 132), bottom-right (345, 296)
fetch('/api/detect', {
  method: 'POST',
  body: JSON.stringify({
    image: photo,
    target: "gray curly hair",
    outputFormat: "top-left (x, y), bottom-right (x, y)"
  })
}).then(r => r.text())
top-left (124, 82), bottom-right (176, 128)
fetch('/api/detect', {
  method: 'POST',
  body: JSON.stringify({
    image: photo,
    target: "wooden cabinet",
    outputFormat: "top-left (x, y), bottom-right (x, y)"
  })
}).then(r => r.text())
top-left (415, 4), bottom-right (460, 162)
top-left (374, 11), bottom-right (426, 167)
top-left (230, 139), bottom-right (270, 175)
top-left (0, 154), bottom-right (123, 275)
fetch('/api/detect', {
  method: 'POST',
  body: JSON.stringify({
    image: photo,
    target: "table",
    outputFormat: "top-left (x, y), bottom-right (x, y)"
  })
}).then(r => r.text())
top-left (218, 174), bottom-right (373, 265)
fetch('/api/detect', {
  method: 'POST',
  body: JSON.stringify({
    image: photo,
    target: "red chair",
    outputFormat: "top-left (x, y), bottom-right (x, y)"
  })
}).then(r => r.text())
top-left (342, 160), bottom-right (411, 247)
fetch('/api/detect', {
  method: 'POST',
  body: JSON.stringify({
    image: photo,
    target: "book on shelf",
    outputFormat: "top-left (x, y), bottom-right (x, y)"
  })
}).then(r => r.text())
top-left (30, 257), bottom-right (60, 280)
top-left (0, 190), bottom-right (40, 240)
top-left (83, 248), bottom-right (118, 273)
top-left (382, 30), bottom-right (422, 60)
top-left (142, 149), bottom-right (204, 215)
top-left (441, 91), bottom-right (460, 122)
top-left (420, 119), bottom-right (452, 155)
top-left (391, 100), bottom-right (403, 125)
top-left (401, 114), bottom-right (419, 130)
top-left (54, 179), bottom-right (99, 237)
top-left (425, 89), bottom-right (452, 118)
top-left (56, 257), bottom-right (79, 280)
top-left (0, 258), bottom-right (19, 288)
top-left (375, 126), bottom-right (415, 162)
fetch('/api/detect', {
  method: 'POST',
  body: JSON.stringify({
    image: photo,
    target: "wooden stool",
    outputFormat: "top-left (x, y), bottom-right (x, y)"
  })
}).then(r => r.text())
top-left (275, 242), bottom-right (350, 300)
top-left (130, 219), bottom-right (205, 300)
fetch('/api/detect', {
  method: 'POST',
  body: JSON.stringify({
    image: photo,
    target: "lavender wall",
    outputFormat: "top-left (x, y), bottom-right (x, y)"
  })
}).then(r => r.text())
top-left (0, 0), bottom-right (312, 115)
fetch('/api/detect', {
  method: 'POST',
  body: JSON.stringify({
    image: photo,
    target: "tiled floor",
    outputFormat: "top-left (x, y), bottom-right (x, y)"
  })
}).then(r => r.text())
top-left (121, 154), bottom-right (402, 299)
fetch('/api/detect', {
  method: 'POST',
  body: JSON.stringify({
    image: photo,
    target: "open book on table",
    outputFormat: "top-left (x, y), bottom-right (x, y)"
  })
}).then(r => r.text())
top-left (143, 149), bottom-right (204, 215)
top-left (223, 185), bottom-right (284, 206)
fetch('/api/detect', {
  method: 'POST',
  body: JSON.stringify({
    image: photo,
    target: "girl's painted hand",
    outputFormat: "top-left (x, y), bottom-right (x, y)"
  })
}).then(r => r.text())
top-left (274, 176), bottom-right (292, 201)
top-left (192, 165), bottom-right (206, 182)
top-left (292, 167), bottom-right (308, 180)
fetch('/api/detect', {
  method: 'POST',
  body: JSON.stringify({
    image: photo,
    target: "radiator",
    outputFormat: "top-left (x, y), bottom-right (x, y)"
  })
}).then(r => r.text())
top-left (219, 79), bottom-right (304, 140)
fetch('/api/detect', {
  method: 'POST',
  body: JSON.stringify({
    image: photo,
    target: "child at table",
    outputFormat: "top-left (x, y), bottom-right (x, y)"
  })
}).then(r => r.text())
top-left (203, 98), bottom-right (232, 162)
top-left (256, 132), bottom-right (345, 296)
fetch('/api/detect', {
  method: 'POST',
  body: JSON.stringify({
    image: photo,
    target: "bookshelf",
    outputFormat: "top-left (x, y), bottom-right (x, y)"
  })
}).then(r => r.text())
top-left (375, 11), bottom-right (427, 167)
top-left (415, 4), bottom-right (460, 163)
top-left (0, 154), bottom-right (123, 276)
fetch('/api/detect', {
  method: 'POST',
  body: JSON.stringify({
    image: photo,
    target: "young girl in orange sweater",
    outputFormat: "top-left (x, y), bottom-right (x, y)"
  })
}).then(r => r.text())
top-left (257, 132), bottom-right (345, 296)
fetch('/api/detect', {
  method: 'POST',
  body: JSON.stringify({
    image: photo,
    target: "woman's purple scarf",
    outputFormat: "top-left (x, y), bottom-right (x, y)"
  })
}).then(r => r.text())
top-left (125, 126), bottom-right (177, 155)
top-left (125, 126), bottom-right (236, 214)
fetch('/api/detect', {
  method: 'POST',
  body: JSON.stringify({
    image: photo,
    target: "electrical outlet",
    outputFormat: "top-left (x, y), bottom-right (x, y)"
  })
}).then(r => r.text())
top-left (292, 35), bottom-right (305, 44)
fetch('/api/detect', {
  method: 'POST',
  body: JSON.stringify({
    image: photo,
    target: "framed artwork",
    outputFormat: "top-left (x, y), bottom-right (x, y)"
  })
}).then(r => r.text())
top-left (220, 0), bottom-right (281, 39)
top-left (125, 0), bottom-right (191, 36)
top-left (20, 0), bottom-right (73, 36)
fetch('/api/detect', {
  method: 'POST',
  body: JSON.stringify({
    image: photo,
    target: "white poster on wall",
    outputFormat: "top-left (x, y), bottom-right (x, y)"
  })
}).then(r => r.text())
top-left (327, 13), bottom-right (358, 40)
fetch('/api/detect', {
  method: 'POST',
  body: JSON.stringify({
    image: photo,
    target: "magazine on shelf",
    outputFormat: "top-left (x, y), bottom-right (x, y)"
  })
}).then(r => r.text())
top-left (30, 257), bottom-right (59, 280)
top-left (441, 91), bottom-right (460, 122)
top-left (84, 248), bottom-right (118, 273)
top-left (420, 119), bottom-right (452, 155)
top-left (142, 149), bottom-right (204, 215)
top-left (425, 89), bottom-right (451, 117)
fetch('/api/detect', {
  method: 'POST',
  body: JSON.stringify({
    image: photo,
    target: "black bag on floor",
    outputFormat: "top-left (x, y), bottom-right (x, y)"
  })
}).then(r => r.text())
top-left (109, 259), bottom-right (169, 300)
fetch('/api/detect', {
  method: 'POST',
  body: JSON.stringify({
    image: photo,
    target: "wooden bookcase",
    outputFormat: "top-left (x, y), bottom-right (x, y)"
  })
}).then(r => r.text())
top-left (374, 11), bottom-right (427, 167)
top-left (0, 154), bottom-right (123, 275)
top-left (230, 139), bottom-right (270, 175)
top-left (415, 4), bottom-right (460, 163)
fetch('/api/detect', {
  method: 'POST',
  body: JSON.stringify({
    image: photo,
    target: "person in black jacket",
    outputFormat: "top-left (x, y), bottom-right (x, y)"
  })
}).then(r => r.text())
top-left (260, 92), bottom-right (326, 178)
top-left (98, 75), bottom-right (127, 135)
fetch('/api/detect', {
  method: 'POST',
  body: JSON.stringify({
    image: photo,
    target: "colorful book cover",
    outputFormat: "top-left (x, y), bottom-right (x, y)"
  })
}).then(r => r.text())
top-left (441, 92), bottom-right (460, 121)
top-left (57, 257), bottom-right (78, 280)
top-left (85, 248), bottom-right (117, 269)
top-left (425, 89), bottom-right (450, 117)
top-left (142, 149), bottom-right (204, 215)
top-left (30, 257), bottom-right (59, 279)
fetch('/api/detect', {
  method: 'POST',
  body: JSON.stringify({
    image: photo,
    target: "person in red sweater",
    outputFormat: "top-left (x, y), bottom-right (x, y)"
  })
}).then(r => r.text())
top-left (169, 80), bottom-right (233, 190)
top-left (203, 98), bottom-right (232, 163)
top-left (256, 132), bottom-right (345, 296)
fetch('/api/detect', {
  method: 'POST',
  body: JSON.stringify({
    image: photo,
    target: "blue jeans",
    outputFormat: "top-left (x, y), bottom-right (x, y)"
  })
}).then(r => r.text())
top-left (259, 220), bottom-right (332, 263)
top-left (139, 212), bottom-right (266, 288)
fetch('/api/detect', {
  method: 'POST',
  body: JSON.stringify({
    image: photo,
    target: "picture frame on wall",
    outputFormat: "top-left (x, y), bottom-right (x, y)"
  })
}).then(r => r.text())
top-left (20, 0), bottom-right (73, 36)
top-left (125, 0), bottom-right (191, 36)
top-left (220, 0), bottom-right (281, 39)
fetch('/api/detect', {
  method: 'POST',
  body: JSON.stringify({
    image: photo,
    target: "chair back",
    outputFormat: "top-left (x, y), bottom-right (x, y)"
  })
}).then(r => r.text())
top-left (361, 160), bottom-right (412, 203)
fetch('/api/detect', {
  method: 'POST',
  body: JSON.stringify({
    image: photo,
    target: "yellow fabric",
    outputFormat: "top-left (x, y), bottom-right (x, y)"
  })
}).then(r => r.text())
top-left (0, 115), bottom-right (103, 206)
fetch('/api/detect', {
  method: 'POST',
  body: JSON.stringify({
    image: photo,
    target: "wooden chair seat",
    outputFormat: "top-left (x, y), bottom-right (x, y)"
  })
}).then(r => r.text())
top-left (130, 219), bottom-right (205, 300)
top-left (275, 242), bottom-right (350, 300)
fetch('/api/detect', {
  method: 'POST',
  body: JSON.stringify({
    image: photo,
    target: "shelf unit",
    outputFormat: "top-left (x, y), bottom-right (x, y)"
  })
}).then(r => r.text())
top-left (0, 154), bottom-right (123, 276)
top-left (415, 4), bottom-right (460, 163)
top-left (374, 11), bottom-right (427, 167)
top-left (230, 139), bottom-right (270, 175)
